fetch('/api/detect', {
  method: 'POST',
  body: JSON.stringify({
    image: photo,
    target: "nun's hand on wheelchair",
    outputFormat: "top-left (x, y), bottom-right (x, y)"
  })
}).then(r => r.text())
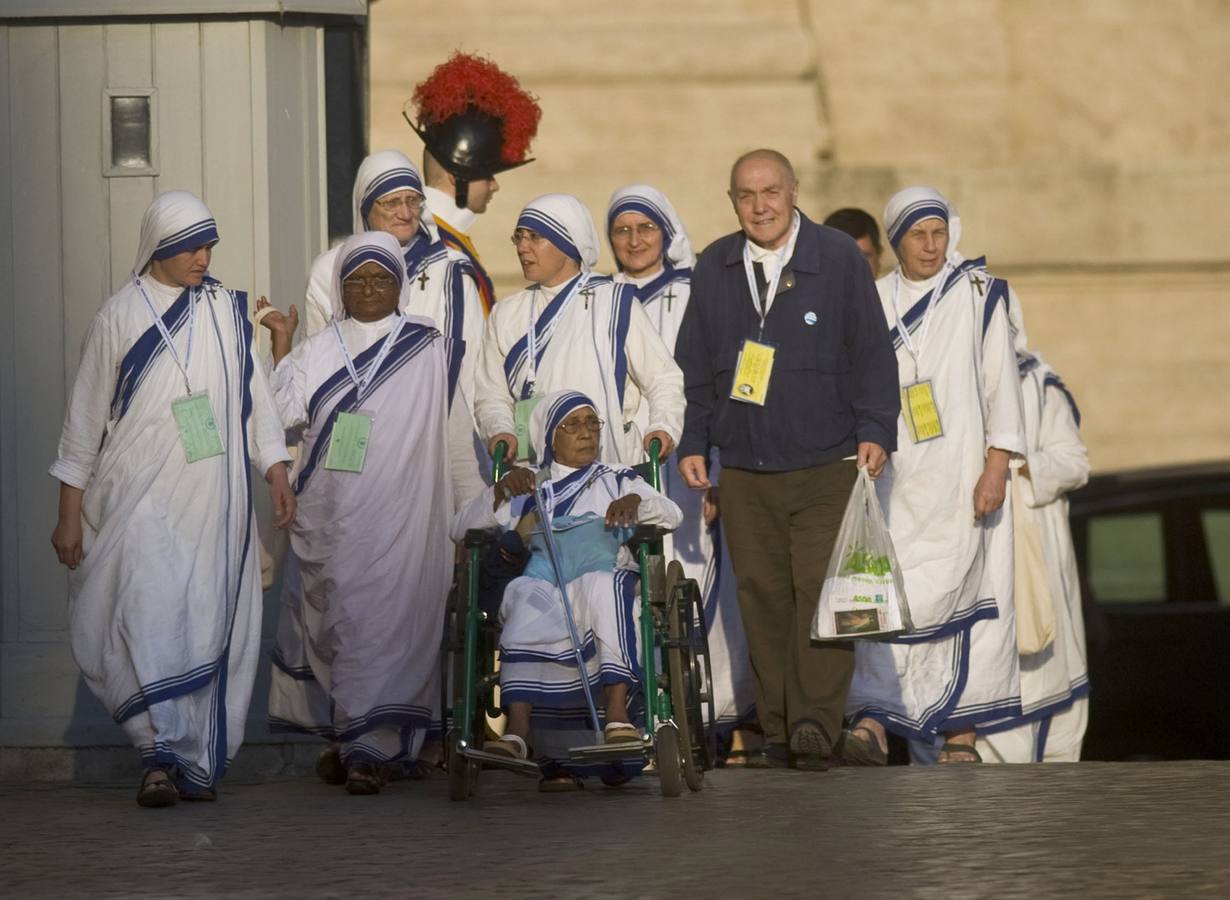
top-left (494, 466), bottom-right (536, 510)
top-left (605, 494), bottom-right (642, 528)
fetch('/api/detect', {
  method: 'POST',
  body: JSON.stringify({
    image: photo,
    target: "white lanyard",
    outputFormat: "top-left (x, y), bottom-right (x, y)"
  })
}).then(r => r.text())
top-left (134, 273), bottom-right (197, 395)
top-left (525, 272), bottom-right (590, 392)
top-left (890, 261), bottom-right (952, 368)
top-left (331, 314), bottom-right (405, 403)
top-left (742, 242), bottom-right (790, 336)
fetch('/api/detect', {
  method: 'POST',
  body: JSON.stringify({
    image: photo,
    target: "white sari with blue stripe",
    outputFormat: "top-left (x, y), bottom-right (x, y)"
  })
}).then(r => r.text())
top-left (846, 257), bottom-right (1027, 750)
top-left (50, 275), bottom-right (290, 793)
top-left (451, 460), bottom-right (682, 772)
top-left (266, 313), bottom-right (455, 767)
top-left (979, 353), bottom-right (1090, 762)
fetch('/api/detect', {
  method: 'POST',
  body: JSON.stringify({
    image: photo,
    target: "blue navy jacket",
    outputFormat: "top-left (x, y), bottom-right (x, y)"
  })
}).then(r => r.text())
top-left (676, 213), bottom-right (900, 472)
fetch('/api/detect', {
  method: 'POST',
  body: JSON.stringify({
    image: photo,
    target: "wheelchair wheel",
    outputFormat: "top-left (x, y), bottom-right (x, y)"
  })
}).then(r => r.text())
top-left (665, 564), bottom-right (706, 792)
top-left (655, 722), bottom-right (684, 798)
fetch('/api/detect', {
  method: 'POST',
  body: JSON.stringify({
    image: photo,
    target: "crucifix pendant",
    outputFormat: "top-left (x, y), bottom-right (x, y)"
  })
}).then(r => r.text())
top-left (581, 287), bottom-right (594, 309)
top-left (417, 270), bottom-right (430, 290)
top-left (969, 274), bottom-right (985, 297)
top-left (663, 286), bottom-right (676, 312)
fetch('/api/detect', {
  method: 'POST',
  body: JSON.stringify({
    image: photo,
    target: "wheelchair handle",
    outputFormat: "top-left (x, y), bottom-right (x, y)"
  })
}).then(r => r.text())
top-left (492, 440), bottom-right (509, 483)
top-left (647, 437), bottom-right (662, 492)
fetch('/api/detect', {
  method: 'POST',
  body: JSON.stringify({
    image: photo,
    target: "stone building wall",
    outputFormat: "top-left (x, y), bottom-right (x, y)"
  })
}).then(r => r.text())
top-left (368, 0), bottom-right (1230, 472)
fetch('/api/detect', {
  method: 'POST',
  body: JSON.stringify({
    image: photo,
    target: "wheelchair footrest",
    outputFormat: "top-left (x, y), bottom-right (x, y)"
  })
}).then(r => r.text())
top-left (460, 746), bottom-right (542, 778)
top-left (567, 741), bottom-right (649, 764)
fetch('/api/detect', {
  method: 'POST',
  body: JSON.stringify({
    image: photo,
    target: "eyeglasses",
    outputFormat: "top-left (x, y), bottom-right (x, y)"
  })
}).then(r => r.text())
top-left (610, 222), bottom-right (660, 241)
top-left (557, 416), bottom-right (604, 435)
top-left (510, 228), bottom-right (548, 247)
top-left (373, 193), bottom-right (425, 213)
top-left (343, 274), bottom-right (398, 293)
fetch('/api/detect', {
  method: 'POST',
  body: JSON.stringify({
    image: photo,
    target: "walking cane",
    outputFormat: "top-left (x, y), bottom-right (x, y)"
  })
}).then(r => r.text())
top-left (532, 468), bottom-right (605, 743)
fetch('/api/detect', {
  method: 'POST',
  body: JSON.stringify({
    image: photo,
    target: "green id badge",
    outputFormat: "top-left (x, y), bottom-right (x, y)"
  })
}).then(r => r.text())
top-left (171, 392), bottom-right (225, 463)
top-left (324, 411), bottom-right (372, 473)
top-left (513, 396), bottom-right (542, 463)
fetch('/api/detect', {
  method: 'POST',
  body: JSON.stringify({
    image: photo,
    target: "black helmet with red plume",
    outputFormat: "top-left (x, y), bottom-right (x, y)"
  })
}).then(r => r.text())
top-left (405, 53), bottom-right (542, 209)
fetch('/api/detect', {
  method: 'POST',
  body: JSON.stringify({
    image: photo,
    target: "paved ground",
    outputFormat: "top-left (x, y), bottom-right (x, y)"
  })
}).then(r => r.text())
top-left (2, 761), bottom-right (1227, 898)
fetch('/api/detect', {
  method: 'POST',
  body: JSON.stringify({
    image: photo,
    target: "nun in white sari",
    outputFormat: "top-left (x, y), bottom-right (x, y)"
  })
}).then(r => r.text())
top-left (49, 191), bottom-right (294, 805)
top-left (977, 296), bottom-right (1090, 763)
top-left (266, 232), bottom-right (455, 794)
top-left (844, 187), bottom-right (1026, 765)
top-left (607, 185), bottom-right (758, 745)
top-left (451, 390), bottom-right (682, 784)
top-left (473, 193), bottom-right (685, 468)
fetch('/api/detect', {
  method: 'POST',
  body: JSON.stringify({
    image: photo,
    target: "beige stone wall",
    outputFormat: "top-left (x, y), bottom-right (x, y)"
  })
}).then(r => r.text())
top-left (368, 0), bottom-right (1230, 473)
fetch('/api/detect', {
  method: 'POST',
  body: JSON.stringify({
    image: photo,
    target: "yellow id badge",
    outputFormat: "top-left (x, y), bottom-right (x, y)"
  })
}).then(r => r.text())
top-left (902, 380), bottom-right (944, 443)
top-left (513, 396), bottom-right (542, 463)
top-left (171, 392), bottom-right (225, 463)
top-left (324, 411), bottom-right (372, 473)
top-left (729, 339), bottom-right (776, 406)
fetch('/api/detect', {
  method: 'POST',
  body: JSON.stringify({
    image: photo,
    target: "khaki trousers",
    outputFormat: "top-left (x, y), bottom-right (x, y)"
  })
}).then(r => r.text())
top-left (720, 460), bottom-right (857, 748)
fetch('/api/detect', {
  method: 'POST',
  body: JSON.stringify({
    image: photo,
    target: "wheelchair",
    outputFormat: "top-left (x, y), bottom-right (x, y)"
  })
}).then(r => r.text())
top-left (441, 439), bottom-right (716, 800)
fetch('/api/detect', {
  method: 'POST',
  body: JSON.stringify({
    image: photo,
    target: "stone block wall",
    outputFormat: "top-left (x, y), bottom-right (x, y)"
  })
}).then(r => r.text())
top-left (369, 0), bottom-right (1230, 471)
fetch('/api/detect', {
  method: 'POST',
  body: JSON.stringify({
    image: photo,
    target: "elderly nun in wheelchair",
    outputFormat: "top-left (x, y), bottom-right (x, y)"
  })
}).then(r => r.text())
top-left (451, 389), bottom-right (682, 790)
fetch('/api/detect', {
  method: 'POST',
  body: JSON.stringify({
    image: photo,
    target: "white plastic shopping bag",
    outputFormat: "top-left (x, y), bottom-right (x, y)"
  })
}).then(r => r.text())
top-left (811, 467), bottom-right (913, 641)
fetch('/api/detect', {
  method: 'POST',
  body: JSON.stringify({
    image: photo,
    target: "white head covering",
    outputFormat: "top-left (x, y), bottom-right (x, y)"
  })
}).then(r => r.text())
top-left (133, 191), bottom-right (218, 275)
top-left (328, 231), bottom-right (413, 320)
top-left (605, 184), bottom-right (695, 271)
top-left (351, 150), bottom-right (427, 233)
top-left (516, 193), bottom-right (600, 271)
top-left (883, 186), bottom-right (962, 259)
top-left (530, 389), bottom-right (597, 467)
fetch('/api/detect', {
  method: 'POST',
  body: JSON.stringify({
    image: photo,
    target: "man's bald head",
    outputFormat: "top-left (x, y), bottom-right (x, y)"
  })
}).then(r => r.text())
top-left (729, 149), bottom-right (796, 193)
top-left (728, 149), bottom-right (799, 249)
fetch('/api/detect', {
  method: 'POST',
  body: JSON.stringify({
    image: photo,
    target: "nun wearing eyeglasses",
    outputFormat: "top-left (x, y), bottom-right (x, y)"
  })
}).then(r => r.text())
top-left (264, 231), bottom-right (455, 795)
top-left (48, 191), bottom-right (295, 808)
top-left (451, 389), bottom-right (682, 789)
top-left (473, 193), bottom-right (685, 470)
top-left (606, 185), bottom-right (759, 762)
top-left (294, 150), bottom-right (489, 508)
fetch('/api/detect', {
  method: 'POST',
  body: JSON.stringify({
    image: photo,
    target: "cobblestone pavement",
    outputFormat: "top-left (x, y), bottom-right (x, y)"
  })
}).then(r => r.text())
top-left (2, 762), bottom-right (1227, 898)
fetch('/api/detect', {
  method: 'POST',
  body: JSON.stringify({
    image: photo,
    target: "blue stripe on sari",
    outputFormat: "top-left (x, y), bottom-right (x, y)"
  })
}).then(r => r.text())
top-left (110, 285), bottom-right (193, 421)
top-left (609, 282), bottom-right (635, 410)
top-left (503, 272), bottom-right (584, 396)
top-left (983, 276), bottom-right (1009, 338)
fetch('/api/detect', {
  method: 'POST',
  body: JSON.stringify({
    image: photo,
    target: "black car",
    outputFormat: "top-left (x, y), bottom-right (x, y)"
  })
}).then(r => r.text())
top-left (1069, 461), bottom-right (1230, 760)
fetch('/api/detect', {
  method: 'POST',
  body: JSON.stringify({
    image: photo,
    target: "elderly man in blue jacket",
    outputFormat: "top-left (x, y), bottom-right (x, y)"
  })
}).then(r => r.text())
top-left (675, 149), bottom-right (900, 769)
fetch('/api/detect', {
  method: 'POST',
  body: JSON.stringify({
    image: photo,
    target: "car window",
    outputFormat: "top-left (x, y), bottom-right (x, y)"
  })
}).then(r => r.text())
top-left (1088, 511), bottom-right (1166, 603)
top-left (1202, 509), bottom-right (1230, 606)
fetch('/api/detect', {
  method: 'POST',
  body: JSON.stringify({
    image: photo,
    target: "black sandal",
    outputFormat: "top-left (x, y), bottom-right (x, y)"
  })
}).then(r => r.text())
top-left (938, 741), bottom-right (982, 764)
top-left (316, 747), bottom-right (347, 785)
top-left (136, 766), bottom-right (179, 808)
top-left (839, 726), bottom-right (889, 767)
top-left (345, 762), bottom-right (386, 795)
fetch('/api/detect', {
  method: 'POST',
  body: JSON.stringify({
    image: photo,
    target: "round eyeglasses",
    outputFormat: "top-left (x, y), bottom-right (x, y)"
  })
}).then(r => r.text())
top-left (557, 416), bottom-right (604, 435)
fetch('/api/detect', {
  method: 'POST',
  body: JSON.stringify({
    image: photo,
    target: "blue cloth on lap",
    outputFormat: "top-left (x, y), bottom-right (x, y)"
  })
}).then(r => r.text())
top-left (524, 514), bottom-right (633, 585)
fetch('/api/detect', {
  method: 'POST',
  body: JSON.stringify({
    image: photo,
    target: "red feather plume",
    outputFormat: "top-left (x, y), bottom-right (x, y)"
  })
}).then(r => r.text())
top-left (412, 53), bottom-right (542, 164)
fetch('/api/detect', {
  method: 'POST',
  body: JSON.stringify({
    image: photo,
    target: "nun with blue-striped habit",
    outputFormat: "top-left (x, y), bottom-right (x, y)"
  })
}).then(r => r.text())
top-left (265, 231), bottom-right (455, 795)
top-left (473, 193), bottom-right (685, 468)
top-left (606, 185), bottom-right (758, 752)
top-left (49, 191), bottom-right (295, 807)
top-left (843, 187), bottom-right (1026, 765)
top-left (451, 390), bottom-right (682, 786)
top-left (976, 298), bottom-right (1090, 763)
